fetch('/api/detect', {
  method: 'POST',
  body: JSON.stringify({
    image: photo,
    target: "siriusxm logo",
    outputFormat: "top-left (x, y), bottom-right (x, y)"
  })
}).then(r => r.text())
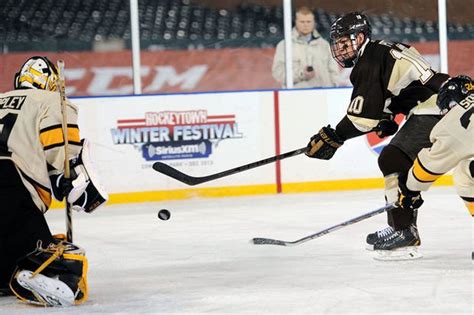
top-left (112, 110), bottom-right (242, 161)
top-left (143, 140), bottom-right (211, 160)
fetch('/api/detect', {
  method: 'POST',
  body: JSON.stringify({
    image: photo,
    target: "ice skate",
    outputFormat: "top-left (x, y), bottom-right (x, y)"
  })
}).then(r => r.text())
top-left (15, 270), bottom-right (75, 307)
top-left (372, 225), bottom-right (422, 261)
top-left (366, 226), bottom-right (395, 250)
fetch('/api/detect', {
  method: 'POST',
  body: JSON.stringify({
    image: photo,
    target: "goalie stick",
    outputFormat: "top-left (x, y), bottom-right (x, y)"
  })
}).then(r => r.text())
top-left (57, 60), bottom-right (73, 243)
top-left (153, 146), bottom-right (307, 186)
top-left (251, 203), bottom-right (397, 246)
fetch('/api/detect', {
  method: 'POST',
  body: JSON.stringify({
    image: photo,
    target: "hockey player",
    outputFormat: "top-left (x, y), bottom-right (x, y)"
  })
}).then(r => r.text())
top-left (398, 75), bottom-right (474, 218)
top-left (305, 12), bottom-right (450, 258)
top-left (0, 56), bottom-right (107, 306)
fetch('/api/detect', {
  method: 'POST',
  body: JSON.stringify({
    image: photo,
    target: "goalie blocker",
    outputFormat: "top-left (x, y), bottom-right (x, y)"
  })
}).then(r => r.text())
top-left (51, 138), bottom-right (108, 213)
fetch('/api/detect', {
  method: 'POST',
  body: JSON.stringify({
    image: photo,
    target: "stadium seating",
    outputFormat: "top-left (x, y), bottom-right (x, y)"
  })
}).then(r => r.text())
top-left (1, 0), bottom-right (472, 51)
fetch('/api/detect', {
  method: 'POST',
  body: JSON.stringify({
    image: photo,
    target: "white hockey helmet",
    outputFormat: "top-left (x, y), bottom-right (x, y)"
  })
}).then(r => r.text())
top-left (14, 56), bottom-right (59, 91)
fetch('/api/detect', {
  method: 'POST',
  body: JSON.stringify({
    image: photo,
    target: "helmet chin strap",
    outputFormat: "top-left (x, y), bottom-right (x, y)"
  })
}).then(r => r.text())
top-left (357, 37), bottom-right (370, 56)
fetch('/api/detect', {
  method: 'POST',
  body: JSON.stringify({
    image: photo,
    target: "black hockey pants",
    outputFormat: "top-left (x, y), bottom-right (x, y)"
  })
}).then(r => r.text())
top-left (0, 160), bottom-right (54, 289)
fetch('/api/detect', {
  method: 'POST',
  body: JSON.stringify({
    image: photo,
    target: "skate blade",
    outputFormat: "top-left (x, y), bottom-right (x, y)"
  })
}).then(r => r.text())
top-left (365, 244), bottom-right (375, 251)
top-left (373, 246), bottom-right (423, 261)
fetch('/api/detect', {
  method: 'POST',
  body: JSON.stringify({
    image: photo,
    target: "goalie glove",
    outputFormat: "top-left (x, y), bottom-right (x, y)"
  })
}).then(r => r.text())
top-left (67, 139), bottom-right (108, 213)
top-left (397, 172), bottom-right (424, 211)
top-left (305, 125), bottom-right (344, 160)
top-left (50, 139), bottom-right (108, 212)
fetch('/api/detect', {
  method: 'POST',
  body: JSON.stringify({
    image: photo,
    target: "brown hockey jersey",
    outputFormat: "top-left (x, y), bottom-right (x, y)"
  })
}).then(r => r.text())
top-left (343, 40), bottom-right (448, 134)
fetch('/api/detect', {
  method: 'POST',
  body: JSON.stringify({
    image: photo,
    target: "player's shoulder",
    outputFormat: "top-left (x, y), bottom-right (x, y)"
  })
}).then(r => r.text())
top-left (369, 40), bottom-right (414, 54)
top-left (31, 90), bottom-right (62, 108)
top-left (366, 39), bottom-right (400, 55)
top-left (359, 40), bottom-right (391, 62)
top-left (5, 90), bottom-right (64, 116)
top-left (446, 104), bottom-right (473, 123)
top-left (433, 105), bottom-right (473, 136)
top-left (0, 89), bottom-right (27, 98)
top-left (356, 40), bottom-right (393, 71)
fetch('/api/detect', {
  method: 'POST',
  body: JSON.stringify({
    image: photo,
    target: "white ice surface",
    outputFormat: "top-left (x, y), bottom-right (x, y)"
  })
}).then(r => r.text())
top-left (1, 187), bottom-right (472, 314)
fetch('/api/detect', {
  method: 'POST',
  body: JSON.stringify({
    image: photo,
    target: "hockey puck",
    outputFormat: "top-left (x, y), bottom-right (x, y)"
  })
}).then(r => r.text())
top-left (158, 209), bottom-right (171, 221)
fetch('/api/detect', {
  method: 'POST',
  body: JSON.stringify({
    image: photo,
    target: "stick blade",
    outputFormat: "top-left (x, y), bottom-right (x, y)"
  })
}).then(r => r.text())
top-left (251, 237), bottom-right (288, 246)
top-left (152, 162), bottom-right (199, 185)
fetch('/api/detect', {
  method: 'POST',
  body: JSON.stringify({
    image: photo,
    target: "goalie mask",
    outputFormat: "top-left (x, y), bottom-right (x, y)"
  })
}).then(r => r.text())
top-left (14, 56), bottom-right (59, 91)
top-left (437, 75), bottom-right (474, 114)
top-left (330, 12), bottom-right (371, 68)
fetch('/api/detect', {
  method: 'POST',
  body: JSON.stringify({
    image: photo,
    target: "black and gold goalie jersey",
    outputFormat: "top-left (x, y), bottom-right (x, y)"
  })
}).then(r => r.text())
top-left (341, 40), bottom-right (449, 135)
top-left (0, 89), bottom-right (81, 212)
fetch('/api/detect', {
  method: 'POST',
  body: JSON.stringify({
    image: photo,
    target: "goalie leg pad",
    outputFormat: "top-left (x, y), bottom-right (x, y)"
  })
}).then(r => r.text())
top-left (68, 138), bottom-right (108, 212)
top-left (9, 240), bottom-right (88, 307)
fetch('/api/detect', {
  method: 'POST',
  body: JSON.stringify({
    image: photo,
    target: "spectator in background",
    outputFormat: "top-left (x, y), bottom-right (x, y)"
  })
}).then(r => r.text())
top-left (272, 6), bottom-right (339, 88)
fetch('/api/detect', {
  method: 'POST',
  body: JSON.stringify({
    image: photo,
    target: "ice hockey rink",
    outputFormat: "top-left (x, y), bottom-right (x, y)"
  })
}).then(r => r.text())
top-left (0, 186), bottom-right (472, 314)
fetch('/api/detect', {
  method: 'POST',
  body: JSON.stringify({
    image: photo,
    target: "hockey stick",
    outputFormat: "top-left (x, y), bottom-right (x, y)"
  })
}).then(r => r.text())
top-left (251, 203), bottom-right (397, 246)
top-left (153, 146), bottom-right (308, 186)
top-left (57, 60), bottom-right (73, 243)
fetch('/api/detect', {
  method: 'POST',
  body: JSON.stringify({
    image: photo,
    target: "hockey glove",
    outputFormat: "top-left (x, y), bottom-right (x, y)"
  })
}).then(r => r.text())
top-left (67, 139), bottom-right (108, 213)
top-left (375, 117), bottom-right (398, 138)
top-left (397, 172), bottom-right (424, 211)
top-left (305, 125), bottom-right (344, 160)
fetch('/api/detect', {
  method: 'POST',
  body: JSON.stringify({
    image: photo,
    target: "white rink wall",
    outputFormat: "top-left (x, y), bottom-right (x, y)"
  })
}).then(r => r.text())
top-left (62, 88), bottom-right (449, 205)
top-left (75, 91), bottom-right (276, 193)
top-left (278, 88), bottom-right (381, 183)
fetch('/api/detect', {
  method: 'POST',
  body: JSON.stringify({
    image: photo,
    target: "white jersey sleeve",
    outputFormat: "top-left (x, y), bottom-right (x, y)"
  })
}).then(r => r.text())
top-left (0, 89), bottom-right (81, 212)
top-left (406, 103), bottom-right (474, 192)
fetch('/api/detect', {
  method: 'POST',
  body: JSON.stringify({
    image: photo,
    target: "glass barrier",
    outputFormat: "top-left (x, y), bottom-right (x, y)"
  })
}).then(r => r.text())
top-left (446, 0), bottom-right (474, 78)
top-left (292, 0), bottom-right (448, 87)
top-left (138, 0), bottom-right (283, 94)
top-left (276, 0), bottom-right (472, 87)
